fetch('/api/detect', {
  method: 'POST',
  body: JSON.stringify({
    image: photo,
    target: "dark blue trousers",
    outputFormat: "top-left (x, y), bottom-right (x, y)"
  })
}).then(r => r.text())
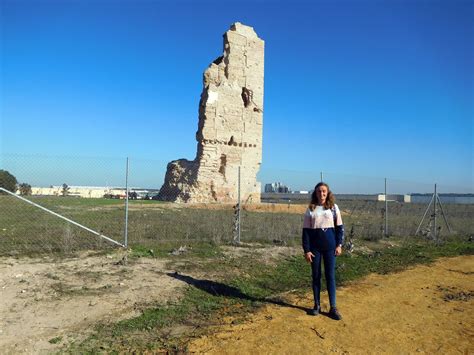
top-left (310, 249), bottom-right (337, 308)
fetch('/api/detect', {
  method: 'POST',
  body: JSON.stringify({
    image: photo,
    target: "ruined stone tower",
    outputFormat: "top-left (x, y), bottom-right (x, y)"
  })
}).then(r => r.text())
top-left (157, 22), bottom-right (264, 203)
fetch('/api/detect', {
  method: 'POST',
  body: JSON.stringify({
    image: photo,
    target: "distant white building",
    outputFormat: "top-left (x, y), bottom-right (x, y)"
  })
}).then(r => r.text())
top-left (377, 194), bottom-right (411, 203)
top-left (264, 182), bottom-right (291, 193)
top-left (27, 186), bottom-right (127, 199)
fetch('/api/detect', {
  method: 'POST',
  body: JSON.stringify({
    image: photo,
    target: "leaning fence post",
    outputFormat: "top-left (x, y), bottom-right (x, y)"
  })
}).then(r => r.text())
top-left (0, 187), bottom-right (125, 247)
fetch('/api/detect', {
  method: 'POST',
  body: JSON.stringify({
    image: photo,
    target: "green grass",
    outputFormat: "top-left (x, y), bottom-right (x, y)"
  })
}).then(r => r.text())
top-left (2, 194), bottom-right (471, 351)
top-left (335, 241), bottom-right (473, 284)
top-left (0, 195), bottom-right (124, 255)
top-left (66, 239), bottom-right (473, 353)
top-left (337, 199), bottom-right (474, 241)
top-left (49, 336), bottom-right (63, 344)
top-left (1, 195), bottom-right (472, 256)
top-left (129, 242), bottom-right (223, 259)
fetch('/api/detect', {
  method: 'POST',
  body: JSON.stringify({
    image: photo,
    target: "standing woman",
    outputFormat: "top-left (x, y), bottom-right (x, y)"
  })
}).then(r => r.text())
top-left (302, 182), bottom-right (344, 320)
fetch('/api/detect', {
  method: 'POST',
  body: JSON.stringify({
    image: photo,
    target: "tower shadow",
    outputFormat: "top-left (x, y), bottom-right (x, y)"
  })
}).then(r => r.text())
top-left (167, 272), bottom-right (311, 313)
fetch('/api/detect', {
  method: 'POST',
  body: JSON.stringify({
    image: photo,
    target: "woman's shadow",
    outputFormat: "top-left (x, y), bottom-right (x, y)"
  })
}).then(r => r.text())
top-left (167, 271), bottom-right (314, 315)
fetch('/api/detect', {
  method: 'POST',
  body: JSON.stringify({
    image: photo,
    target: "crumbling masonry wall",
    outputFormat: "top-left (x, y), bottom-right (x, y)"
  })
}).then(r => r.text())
top-left (157, 23), bottom-right (264, 203)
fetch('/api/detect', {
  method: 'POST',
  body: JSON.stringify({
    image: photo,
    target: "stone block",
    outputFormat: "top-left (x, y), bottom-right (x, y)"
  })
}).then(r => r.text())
top-left (226, 30), bottom-right (248, 46)
top-left (230, 22), bottom-right (258, 39)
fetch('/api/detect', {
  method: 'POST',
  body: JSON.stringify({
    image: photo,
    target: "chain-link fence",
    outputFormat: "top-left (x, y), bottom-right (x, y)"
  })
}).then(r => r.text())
top-left (0, 155), bottom-right (129, 255)
top-left (1, 153), bottom-right (473, 256)
top-left (241, 171), bottom-right (474, 247)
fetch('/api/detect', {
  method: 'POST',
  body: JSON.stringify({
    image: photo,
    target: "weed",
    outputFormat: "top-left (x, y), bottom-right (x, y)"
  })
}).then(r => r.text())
top-left (49, 336), bottom-right (62, 344)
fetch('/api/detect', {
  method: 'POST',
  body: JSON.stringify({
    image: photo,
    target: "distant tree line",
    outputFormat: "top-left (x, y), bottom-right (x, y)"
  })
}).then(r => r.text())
top-left (0, 170), bottom-right (32, 196)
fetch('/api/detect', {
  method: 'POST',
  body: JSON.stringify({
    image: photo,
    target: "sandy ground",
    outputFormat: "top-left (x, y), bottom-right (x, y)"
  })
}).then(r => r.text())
top-left (1, 251), bottom-right (472, 354)
top-left (189, 256), bottom-right (474, 354)
top-left (127, 202), bottom-right (309, 214)
top-left (0, 245), bottom-right (299, 354)
top-left (0, 251), bottom-right (183, 354)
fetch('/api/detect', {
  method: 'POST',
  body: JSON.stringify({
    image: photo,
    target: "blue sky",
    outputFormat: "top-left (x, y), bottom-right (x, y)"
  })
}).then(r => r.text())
top-left (1, 0), bottom-right (473, 193)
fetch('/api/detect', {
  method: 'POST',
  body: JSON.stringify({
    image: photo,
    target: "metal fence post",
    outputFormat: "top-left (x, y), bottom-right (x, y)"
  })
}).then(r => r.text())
top-left (124, 157), bottom-right (129, 248)
top-left (385, 177), bottom-right (388, 237)
top-left (237, 165), bottom-right (241, 244)
top-left (433, 183), bottom-right (437, 243)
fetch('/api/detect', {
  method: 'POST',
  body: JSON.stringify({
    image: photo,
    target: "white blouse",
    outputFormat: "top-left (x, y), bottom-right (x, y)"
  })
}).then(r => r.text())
top-left (303, 204), bottom-right (343, 229)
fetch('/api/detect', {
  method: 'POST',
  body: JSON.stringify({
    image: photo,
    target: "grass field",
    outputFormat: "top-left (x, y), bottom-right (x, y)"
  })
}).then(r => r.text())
top-left (0, 195), bottom-right (473, 256)
top-left (65, 239), bottom-right (473, 353)
top-left (0, 194), bottom-right (472, 352)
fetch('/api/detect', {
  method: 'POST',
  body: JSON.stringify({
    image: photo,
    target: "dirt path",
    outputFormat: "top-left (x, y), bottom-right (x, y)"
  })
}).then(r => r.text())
top-left (189, 256), bottom-right (474, 354)
top-left (0, 251), bottom-right (184, 354)
top-left (0, 245), bottom-right (299, 354)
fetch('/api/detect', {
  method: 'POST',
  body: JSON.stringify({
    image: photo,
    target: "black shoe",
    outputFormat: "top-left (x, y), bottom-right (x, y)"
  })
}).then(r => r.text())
top-left (329, 307), bottom-right (342, 320)
top-left (308, 305), bottom-right (320, 316)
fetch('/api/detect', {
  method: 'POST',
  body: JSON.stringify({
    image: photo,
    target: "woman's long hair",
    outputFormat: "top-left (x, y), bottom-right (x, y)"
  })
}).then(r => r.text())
top-left (309, 182), bottom-right (335, 211)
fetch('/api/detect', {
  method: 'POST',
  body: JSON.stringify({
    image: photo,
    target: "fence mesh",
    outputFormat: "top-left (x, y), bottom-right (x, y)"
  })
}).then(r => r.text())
top-left (0, 153), bottom-right (473, 256)
top-left (0, 154), bottom-right (127, 255)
